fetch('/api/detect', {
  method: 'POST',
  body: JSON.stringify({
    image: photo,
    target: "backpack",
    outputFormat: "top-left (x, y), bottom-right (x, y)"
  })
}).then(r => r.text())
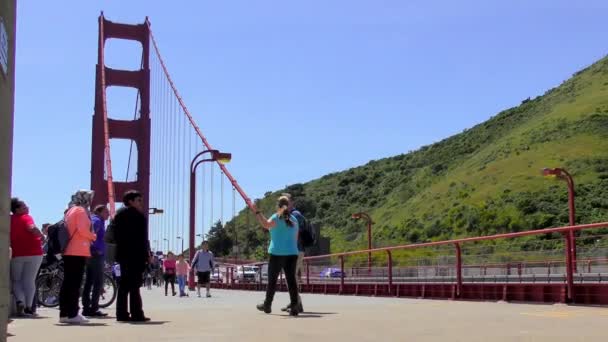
top-left (293, 211), bottom-right (316, 248)
top-left (46, 219), bottom-right (73, 255)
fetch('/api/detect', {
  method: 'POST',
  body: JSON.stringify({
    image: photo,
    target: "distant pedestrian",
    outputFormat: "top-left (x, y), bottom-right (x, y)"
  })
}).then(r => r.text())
top-left (9, 197), bottom-right (44, 317)
top-left (191, 242), bottom-right (214, 298)
top-left (59, 190), bottom-right (97, 324)
top-left (163, 252), bottom-right (177, 296)
top-left (114, 190), bottom-right (151, 322)
top-left (254, 196), bottom-right (300, 316)
top-left (82, 205), bottom-right (110, 317)
top-left (176, 254), bottom-right (190, 297)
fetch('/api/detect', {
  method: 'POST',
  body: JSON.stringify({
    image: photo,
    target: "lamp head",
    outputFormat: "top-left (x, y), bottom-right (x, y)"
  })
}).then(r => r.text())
top-left (212, 150), bottom-right (232, 164)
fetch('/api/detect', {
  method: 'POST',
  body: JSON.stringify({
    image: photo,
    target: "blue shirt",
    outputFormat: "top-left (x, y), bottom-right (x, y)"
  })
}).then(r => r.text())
top-left (91, 215), bottom-right (106, 256)
top-left (268, 213), bottom-right (299, 256)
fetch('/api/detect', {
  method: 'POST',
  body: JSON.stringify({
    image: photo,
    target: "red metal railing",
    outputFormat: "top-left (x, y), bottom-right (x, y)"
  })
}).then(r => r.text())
top-left (212, 221), bottom-right (608, 305)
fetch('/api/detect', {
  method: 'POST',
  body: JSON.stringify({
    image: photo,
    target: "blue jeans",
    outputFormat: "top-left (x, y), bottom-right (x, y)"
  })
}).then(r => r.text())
top-left (177, 275), bottom-right (187, 295)
top-left (82, 254), bottom-right (105, 313)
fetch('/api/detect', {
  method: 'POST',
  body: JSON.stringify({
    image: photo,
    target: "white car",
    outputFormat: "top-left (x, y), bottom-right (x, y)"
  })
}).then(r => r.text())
top-left (235, 265), bottom-right (260, 283)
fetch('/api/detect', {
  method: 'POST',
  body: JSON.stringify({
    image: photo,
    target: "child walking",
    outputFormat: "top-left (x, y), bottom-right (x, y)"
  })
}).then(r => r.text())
top-left (176, 254), bottom-right (190, 297)
top-left (163, 252), bottom-right (177, 296)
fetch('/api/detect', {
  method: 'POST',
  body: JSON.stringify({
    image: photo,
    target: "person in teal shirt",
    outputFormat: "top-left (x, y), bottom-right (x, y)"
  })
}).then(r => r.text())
top-left (255, 196), bottom-right (300, 316)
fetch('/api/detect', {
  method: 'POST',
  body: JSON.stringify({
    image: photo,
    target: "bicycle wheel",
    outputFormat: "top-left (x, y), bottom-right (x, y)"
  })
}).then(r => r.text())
top-left (98, 272), bottom-right (117, 308)
top-left (36, 273), bottom-right (62, 308)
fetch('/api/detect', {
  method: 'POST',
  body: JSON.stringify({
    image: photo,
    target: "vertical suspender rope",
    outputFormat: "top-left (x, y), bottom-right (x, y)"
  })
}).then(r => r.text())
top-left (149, 28), bottom-right (258, 214)
top-left (220, 171), bottom-right (224, 224)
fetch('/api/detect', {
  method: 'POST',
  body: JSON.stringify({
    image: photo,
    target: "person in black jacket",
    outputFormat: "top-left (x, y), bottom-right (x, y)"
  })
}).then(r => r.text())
top-left (113, 190), bottom-right (151, 322)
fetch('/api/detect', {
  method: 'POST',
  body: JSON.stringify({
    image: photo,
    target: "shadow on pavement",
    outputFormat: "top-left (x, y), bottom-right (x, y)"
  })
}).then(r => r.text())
top-left (126, 320), bottom-right (169, 325)
top-left (53, 323), bottom-right (108, 327)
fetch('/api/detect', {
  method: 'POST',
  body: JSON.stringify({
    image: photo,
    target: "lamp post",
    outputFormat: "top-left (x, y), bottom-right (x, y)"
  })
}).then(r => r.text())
top-left (152, 240), bottom-right (158, 252)
top-left (177, 236), bottom-right (184, 255)
top-left (542, 167), bottom-right (577, 301)
top-left (163, 238), bottom-right (169, 253)
top-left (189, 149), bottom-right (232, 289)
top-left (352, 212), bottom-right (373, 274)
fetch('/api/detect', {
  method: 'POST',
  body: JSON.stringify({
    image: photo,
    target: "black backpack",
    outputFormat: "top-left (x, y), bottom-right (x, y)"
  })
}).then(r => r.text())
top-left (293, 211), bottom-right (316, 248)
top-left (46, 219), bottom-right (73, 255)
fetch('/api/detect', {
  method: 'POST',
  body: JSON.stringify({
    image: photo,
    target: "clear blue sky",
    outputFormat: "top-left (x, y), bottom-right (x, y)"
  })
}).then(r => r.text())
top-left (11, 1), bottom-right (608, 238)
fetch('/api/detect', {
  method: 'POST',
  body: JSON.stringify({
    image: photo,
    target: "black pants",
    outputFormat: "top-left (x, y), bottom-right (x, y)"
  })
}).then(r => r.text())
top-left (116, 262), bottom-right (145, 320)
top-left (59, 256), bottom-right (87, 318)
top-left (265, 254), bottom-right (299, 306)
top-left (82, 254), bottom-right (104, 313)
top-left (164, 273), bottom-right (176, 295)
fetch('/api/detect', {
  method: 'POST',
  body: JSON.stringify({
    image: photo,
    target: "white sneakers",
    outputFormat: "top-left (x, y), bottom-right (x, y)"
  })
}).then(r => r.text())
top-left (59, 314), bottom-right (90, 324)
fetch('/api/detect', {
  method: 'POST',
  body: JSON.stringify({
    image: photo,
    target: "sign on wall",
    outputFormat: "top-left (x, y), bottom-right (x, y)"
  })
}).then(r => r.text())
top-left (0, 16), bottom-right (8, 76)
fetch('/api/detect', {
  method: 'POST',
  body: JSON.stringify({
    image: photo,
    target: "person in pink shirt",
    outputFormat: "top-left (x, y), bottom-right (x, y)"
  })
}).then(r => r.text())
top-left (175, 254), bottom-right (190, 297)
top-left (59, 190), bottom-right (97, 324)
top-left (163, 252), bottom-right (177, 296)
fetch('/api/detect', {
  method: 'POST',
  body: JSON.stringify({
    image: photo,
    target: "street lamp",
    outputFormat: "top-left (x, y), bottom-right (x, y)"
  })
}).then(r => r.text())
top-left (542, 167), bottom-right (577, 300)
top-left (149, 207), bottom-right (164, 215)
top-left (189, 149), bottom-right (232, 289)
top-left (352, 212), bottom-right (373, 273)
top-left (163, 238), bottom-right (169, 253)
top-left (177, 236), bottom-right (184, 255)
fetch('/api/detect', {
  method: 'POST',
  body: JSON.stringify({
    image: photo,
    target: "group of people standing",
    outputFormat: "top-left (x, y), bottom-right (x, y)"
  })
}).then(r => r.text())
top-left (9, 189), bottom-right (152, 324)
top-left (9, 189), bottom-right (310, 324)
top-left (159, 243), bottom-right (215, 298)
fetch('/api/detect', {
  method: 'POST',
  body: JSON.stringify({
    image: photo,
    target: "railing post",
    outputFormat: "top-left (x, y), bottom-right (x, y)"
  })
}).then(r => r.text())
top-left (455, 243), bottom-right (462, 299)
top-left (564, 232), bottom-right (575, 302)
top-left (339, 255), bottom-right (345, 294)
top-left (306, 261), bottom-right (310, 286)
top-left (386, 250), bottom-right (393, 296)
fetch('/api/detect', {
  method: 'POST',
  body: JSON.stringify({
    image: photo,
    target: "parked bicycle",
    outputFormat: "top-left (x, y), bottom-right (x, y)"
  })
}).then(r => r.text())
top-left (36, 257), bottom-right (117, 309)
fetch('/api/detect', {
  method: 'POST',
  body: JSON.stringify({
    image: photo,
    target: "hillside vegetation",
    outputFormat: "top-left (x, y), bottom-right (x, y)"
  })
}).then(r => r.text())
top-left (224, 56), bottom-right (608, 262)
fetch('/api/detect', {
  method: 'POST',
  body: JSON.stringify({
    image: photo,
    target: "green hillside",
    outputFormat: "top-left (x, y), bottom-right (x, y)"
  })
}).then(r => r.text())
top-left (224, 56), bottom-right (608, 261)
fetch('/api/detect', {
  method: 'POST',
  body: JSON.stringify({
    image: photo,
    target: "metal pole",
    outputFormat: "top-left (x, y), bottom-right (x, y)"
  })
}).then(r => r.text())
top-left (339, 256), bottom-right (345, 294)
top-left (386, 250), bottom-right (393, 296)
top-left (188, 169), bottom-right (196, 290)
top-left (367, 219), bottom-right (372, 274)
top-left (455, 243), bottom-right (462, 299)
top-left (564, 171), bottom-right (577, 273)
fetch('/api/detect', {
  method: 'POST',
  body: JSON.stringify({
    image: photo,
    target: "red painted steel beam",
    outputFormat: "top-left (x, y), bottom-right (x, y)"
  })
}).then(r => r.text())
top-left (91, 13), bottom-right (151, 220)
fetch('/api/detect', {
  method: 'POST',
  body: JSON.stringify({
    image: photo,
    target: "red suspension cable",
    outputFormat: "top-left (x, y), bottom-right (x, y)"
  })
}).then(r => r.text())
top-left (148, 28), bottom-right (258, 214)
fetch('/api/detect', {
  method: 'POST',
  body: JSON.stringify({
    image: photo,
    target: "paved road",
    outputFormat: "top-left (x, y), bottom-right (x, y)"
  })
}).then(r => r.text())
top-left (7, 288), bottom-right (608, 341)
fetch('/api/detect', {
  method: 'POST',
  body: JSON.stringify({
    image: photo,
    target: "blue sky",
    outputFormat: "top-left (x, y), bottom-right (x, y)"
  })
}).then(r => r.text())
top-left (11, 1), bottom-right (608, 248)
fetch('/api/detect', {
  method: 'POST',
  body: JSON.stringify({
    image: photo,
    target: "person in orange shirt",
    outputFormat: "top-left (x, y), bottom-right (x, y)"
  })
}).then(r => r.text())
top-left (59, 190), bottom-right (97, 324)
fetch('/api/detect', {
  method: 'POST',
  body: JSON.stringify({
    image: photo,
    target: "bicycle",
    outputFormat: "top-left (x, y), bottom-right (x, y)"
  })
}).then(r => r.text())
top-left (36, 257), bottom-right (117, 309)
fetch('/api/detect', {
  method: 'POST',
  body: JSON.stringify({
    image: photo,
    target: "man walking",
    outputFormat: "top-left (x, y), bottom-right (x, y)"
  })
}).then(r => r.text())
top-left (82, 205), bottom-right (109, 317)
top-left (113, 190), bottom-right (151, 322)
top-left (191, 241), bottom-right (214, 298)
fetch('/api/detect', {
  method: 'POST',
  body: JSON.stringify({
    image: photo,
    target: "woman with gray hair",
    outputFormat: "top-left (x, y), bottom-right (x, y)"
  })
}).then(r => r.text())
top-left (58, 190), bottom-right (97, 324)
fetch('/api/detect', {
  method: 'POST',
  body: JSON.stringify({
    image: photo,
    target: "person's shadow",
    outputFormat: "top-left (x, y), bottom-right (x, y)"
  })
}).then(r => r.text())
top-left (54, 323), bottom-right (108, 327)
top-left (124, 320), bottom-right (169, 325)
top-left (280, 312), bottom-right (338, 319)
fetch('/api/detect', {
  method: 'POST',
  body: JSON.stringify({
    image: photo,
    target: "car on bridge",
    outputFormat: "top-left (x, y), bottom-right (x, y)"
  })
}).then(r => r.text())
top-left (320, 268), bottom-right (346, 278)
top-left (236, 265), bottom-right (260, 283)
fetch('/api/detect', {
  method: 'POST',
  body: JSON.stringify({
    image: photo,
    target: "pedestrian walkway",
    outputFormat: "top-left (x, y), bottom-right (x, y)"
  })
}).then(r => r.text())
top-left (7, 288), bottom-right (608, 341)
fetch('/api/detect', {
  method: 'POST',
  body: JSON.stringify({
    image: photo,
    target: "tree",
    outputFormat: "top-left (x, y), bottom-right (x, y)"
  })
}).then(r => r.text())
top-left (206, 220), bottom-right (233, 257)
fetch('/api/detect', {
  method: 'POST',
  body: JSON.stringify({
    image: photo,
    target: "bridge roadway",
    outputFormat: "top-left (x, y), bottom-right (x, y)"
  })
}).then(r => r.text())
top-left (8, 288), bottom-right (607, 341)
